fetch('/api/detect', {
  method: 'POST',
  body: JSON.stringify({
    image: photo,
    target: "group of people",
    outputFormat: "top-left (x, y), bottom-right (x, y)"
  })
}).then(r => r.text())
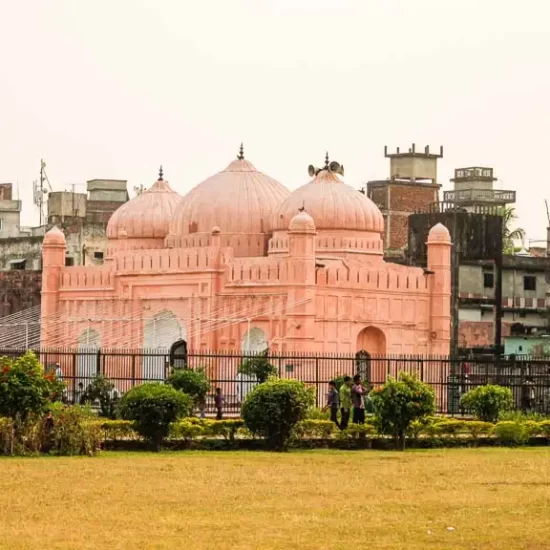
top-left (322, 375), bottom-right (369, 429)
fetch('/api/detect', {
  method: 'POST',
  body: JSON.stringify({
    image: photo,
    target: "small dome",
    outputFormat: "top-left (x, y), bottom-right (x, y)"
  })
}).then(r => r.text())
top-left (107, 176), bottom-right (182, 240)
top-left (43, 226), bottom-right (66, 246)
top-left (427, 223), bottom-right (451, 243)
top-left (169, 153), bottom-right (289, 238)
top-left (289, 210), bottom-right (316, 232)
top-left (274, 167), bottom-right (384, 233)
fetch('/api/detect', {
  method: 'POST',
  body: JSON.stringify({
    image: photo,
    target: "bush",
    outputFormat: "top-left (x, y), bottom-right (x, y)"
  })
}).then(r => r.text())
top-left (539, 420), bottom-right (550, 438)
top-left (170, 419), bottom-right (205, 441)
top-left (305, 407), bottom-right (330, 420)
top-left (0, 417), bottom-right (13, 455)
top-left (436, 419), bottom-right (466, 438)
top-left (242, 379), bottom-right (314, 451)
top-left (209, 419), bottom-right (244, 441)
top-left (49, 406), bottom-right (101, 456)
top-left (464, 421), bottom-right (493, 440)
top-left (294, 419), bottom-right (335, 439)
top-left (338, 423), bottom-right (376, 441)
top-left (493, 421), bottom-right (529, 446)
top-left (166, 368), bottom-right (210, 410)
top-left (118, 383), bottom-right (192, 450)
top-left (369, 372), bottom-right (435, 450)
top-left (460, 385), bottom-right (514, 422)
top-left (238, 350), bottom-right (277, 383)
top-left (81, 374), bottom-right (118, 418)
top-left (97, 420), bottom-right (138, 441)
top-left (0, 352), bottom-right (65, 423)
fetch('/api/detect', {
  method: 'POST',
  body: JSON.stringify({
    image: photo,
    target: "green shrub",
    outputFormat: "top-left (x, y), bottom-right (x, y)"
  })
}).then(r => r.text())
top-left (499, 410), bottom-right (548, 422)
top-left (209, 419), bottom-right (245, 441)
top-left (118, 383), bottom-right (192, 450)
top-left (523, 420), bottom-right (543, 437)
top-left (0, 352), bottom-right (65, 423)
top-left (242, 379), bottom-right (314, 451)
top-left (305, 407), bottom-right (330, 420)
top-left (464, 421), bottom-right (493, 439)
top-left (369, 372), bottom-right (435, 450)
top-left (238, 350), bottom-right (277, 383)
top-left (97, 419), bottom-right (138, 441)
top-left (166, 368), bottom-right (210, 410)
top-left (460, 385), bottom-right (514, 422)
top-left (0, 417), bottom-right (14, 455)
top-left (49, 406), bottom-right (101, 456)
top-left (294, 419), bottom-right (335, 439)
top-left (338, 423), bottom-right (376, 441)
top-left (170, 419), bottom-right (205, 441)
top-left (436, 419), bottom-right (466, 438)
top-left (81, 374), bottom-right (117, 418)
top-left (539, 420), bottom-right (550, 438)
top-left (493, 421), bottom-right (529, 446)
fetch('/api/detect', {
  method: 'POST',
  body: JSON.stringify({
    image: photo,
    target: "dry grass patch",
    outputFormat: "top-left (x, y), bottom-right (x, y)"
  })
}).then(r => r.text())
top-left (1, 448), bottom-right (549, 549)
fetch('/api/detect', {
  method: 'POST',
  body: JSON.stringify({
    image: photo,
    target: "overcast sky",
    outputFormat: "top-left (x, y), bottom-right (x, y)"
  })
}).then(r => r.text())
top-left (1, 0), bottom-right (549, 242)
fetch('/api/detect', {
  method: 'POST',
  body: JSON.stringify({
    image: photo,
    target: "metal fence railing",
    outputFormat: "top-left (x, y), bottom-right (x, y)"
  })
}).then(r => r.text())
top-left (2, 348), bottom-right (550, 416)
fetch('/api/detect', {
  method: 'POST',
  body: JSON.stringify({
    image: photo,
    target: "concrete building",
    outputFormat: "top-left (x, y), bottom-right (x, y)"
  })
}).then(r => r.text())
top-left (0, 184), bottom-right (22, 239)
top-left (367, 144), bottom-right (442, 252)
top-left (444, 167), bottom-right (516, 210)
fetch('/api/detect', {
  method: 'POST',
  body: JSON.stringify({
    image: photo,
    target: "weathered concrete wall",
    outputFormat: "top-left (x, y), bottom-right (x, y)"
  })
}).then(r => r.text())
top-left (0, 236), bottom-right (42, 270)
top-left (0, 270), bottom-right (42, 317)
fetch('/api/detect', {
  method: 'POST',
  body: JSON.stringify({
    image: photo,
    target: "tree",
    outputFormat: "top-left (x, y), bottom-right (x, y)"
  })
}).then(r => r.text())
top-left (166, 368), bottom-right (210, 411)
top-left (460, 385), bottom-right (513, 422)
top-left (118, 383), bottom-right (192, 450)
top-left (0, 352), bottom-right (64, 423)
top-left (81, 374), bottom-right (117, 418)
top-left (500, 206), bottom-right (525, 254)
top-left (238, 350), bottom-right (277, 383)
top-left (369, 372), bottom-right (435, 450)
top-left (242, 379), bottom-right (314, 451)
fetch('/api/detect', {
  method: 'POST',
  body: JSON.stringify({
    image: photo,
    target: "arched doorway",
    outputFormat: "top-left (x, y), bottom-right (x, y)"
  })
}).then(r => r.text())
top-left (77, 328), bottom-right (100, 392)
top-left (356, 326), bottom-right (386, 385)
top-left (143, 310), bottom-right (185, 380)
top-left (170, 339), bottom-right (188, 369)
top-left (237, 327), bottom-right (269, 402)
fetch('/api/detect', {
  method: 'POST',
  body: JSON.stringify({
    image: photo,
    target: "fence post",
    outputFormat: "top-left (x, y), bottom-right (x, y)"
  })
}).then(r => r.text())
top-left (96, 349), bottom-right (101, 375)
top-left (315, 357), bottom-right (320, 407)
top-left (131, 354), bottom-right (136, 387)
top-left (72, 352), bottom-right (77, 404)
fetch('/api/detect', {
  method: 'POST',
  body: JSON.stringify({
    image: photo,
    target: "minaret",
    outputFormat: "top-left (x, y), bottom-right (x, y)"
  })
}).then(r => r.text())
top-left (285, 209), bottom-right (317, 352)
top-left (41, 226), bottom-right (66, 347)
top-left (427, 222), bottom-right (452, 355)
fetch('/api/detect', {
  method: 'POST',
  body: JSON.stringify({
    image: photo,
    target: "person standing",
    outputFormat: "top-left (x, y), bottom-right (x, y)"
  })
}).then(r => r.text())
top-left (351, 374), bottom-right (367, 425)
top-left (322, 381), bottom-right (340, 428)
top-left (214, 387), bottom-right (225, 420)
top-left (339, 376), bottom-right (353, 430)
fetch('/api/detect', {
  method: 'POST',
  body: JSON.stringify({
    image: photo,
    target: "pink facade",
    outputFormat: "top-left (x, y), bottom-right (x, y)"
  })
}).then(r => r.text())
top-left (40, 153), bottom-right (452, 370)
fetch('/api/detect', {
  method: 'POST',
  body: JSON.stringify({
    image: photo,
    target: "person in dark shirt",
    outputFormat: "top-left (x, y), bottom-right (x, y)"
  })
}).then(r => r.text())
top-left (322, 380), bottom-right (340, 428)
top-left (214, 387), bottom-right (225, 420)
top-left (351, 374), bottom-right (367, 425)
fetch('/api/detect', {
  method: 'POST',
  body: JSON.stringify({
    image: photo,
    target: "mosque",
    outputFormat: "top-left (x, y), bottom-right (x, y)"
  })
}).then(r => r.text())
top-left (40, 147), bottom-right (451, 384)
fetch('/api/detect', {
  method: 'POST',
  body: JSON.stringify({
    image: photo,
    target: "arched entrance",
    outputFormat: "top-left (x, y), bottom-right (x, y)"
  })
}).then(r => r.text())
top-left (356, 326), bottom-right (386, 385)
top-left (237, 327), bottom-right (269, 402)
top-left (77, 328), bottom-right (100, 392)
top-left (170, 339), bottom-right (188, 369)
top-left (143, 310), bottom-right (185, 380)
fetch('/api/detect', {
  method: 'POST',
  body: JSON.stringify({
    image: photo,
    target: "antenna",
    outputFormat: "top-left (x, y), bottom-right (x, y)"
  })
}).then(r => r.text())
top-left (545, 199), bottom-right (550, 226)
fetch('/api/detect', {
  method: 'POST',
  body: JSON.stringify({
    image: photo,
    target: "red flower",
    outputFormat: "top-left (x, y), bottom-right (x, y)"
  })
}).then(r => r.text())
top-left (2, 366), bottom-right (9, 374)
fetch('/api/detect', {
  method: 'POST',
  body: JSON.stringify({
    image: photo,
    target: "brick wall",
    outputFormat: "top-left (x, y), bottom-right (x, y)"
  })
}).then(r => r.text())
top-left (0, 271), bottom-right (42, 317)
top-left (388, 183), bottom-right (439, 212)
top-left (459, 321), bottom-right (511, 348)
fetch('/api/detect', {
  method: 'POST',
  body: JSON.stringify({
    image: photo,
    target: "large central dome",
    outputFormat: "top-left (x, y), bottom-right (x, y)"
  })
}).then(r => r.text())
top-left (166, 148), bottom-right (290, 256)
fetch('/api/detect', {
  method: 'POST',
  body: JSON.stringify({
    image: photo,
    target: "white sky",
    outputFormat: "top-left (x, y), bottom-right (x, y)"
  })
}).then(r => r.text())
top-left (1, 0), bottom-right (549, 242)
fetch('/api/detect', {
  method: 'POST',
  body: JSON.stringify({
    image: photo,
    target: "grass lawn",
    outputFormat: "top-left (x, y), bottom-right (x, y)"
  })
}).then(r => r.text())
top-left (1, 448), bottom-right (549, 550)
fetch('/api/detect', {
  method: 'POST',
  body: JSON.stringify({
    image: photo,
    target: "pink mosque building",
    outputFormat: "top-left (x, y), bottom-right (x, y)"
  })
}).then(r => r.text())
top-left (40, 149), bottom-right (451, 388)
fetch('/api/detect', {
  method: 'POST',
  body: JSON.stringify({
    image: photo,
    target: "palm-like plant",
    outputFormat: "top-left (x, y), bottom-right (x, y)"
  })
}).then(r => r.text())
top-left (500, 207), bottom-right (525, 254)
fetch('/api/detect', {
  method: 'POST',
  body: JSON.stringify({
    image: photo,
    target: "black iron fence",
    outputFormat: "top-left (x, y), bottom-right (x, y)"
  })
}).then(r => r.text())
top-left (2, 348), bottom-right (550, 416)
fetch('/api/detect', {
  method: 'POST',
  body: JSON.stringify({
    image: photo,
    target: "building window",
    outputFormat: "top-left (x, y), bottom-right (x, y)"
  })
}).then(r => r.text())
top-left (523, 275), bottom-right (536, 291)
top-left (483, 272), bottom-right (494, 288)
top-left (65, 257), bottom-right (75, 266)
top-left (94, 251), bottom-right (104, 261)
top-left (10, 259), bottom-right (26, 270)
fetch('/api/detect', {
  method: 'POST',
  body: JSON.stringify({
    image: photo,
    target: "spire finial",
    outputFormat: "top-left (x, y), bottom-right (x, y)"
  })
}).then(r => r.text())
top-left (325, 151), bottom-right (329, 168)
top-left (158, 165), bottom-right (164, 181)
top-left (298, 201), bottom-right (305, 212)
top-left (237, 143), bottom-right (244, 160)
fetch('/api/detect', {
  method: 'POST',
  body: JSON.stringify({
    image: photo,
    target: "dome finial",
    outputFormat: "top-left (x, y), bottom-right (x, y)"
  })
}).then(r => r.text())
top-left (237, 143), bottom-right (244, 160)
top-left (158, 165), bottom-right (164, 181)
top-left (325, 152), bottom-right (329, 168)
top-left (298, 201), bottom-right (305, 212)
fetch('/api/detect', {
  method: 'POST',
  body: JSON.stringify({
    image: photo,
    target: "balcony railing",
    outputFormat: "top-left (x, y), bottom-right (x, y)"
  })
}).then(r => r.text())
top-left (443, 189), bottom-right (516, 204)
